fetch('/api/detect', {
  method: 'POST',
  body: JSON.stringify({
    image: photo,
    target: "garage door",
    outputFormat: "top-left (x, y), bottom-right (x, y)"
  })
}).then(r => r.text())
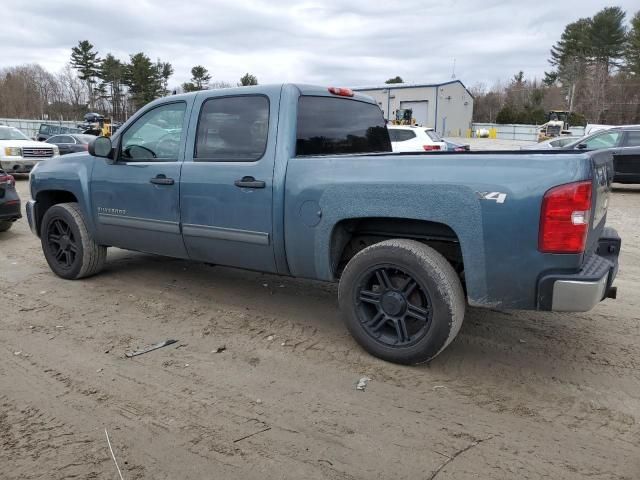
top-left (400, 101), bottom-right (429, 126)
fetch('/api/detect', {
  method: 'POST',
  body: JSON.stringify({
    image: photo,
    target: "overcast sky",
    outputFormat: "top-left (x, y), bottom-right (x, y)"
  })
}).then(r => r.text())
top-left (2, 0), bottom-right (638, 89)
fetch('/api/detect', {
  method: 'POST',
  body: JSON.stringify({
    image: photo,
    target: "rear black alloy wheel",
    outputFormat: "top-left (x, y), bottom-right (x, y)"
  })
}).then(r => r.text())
top-left (46, 218), bottom-right (78, 270)
top-left (356, 265), bottom-right (432, 347)
top-left (339, 239), bottom-right (465, 364)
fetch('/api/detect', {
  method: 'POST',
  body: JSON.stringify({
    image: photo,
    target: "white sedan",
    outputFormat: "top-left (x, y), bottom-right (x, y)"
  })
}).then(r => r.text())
top-left (387, 125), bottom-right (447, 152)
top-left (0, 126), bottom-right (59, 174)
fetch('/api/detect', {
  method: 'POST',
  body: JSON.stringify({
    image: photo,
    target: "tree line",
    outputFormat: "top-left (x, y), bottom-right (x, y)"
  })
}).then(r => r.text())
top-left (0, 40), bottom-right (259, 122)
top-left (474, 6), bottom-right (639, 125)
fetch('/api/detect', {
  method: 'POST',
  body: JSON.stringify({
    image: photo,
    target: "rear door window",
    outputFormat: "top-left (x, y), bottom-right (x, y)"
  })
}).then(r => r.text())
top-left (583, 131), bottom-right (621, 149)
top-left (296, 96), bottom-right (391, 156)
top-left (623, 130), bottom-right (640, 147)
top-left (195, 95), bottom-right (269, 162)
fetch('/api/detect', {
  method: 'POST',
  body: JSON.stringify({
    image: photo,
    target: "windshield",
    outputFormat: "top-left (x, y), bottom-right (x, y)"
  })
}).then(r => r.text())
top-left (566, 131), bottom-right (621, 150)
top-left (0, 127), bottom-right (30, 141)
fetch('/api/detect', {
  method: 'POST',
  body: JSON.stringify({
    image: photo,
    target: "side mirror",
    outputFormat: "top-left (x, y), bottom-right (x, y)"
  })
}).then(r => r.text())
top-left (577, 143), bottom-right (587, 150)
top-left (89, 136), bottom-right (113, 159)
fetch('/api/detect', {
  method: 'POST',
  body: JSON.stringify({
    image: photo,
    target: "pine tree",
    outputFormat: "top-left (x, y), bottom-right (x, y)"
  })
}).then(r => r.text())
top-left (239, 73), bottom-right (258, 86)
top-left (157, 61), bottom-right (174, 95)
top-left (99, 54), bottom-right (124, 120)
top-left (182, 65), bottom-right (211, 92)
top-left (625, 11), bottom-right (640, 75)
top-left (123, 53), bottom-right (163, 110)
top-left (70, 40), bottom-right (101, 110)
top-left (590, 7), bottom-right (627, 70)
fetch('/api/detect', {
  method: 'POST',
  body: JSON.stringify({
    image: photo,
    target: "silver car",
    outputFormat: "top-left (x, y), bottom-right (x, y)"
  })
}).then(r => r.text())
top-left (520, 136), bottom-right (581, 150)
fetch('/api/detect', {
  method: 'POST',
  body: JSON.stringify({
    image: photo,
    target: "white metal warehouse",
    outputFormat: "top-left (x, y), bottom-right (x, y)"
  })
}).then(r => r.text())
top-left (353, 80), bottom-right (474, 137)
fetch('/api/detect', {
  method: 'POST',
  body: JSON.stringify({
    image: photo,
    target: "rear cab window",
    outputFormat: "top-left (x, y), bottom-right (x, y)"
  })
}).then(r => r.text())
top-left (425, 130), bottom-right (442, 142)
top-left (389, 129), bottom-right (416, 142)
top-left (296, 96), bottom-right (391, 156)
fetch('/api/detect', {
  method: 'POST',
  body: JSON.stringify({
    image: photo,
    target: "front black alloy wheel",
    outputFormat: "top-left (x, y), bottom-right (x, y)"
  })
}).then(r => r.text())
top-left (356, 265), bottom-right (433, 347)
top-left (40, 202), bottom-right (107, 280)
top-left (46, 218), bottom-right (79, 270)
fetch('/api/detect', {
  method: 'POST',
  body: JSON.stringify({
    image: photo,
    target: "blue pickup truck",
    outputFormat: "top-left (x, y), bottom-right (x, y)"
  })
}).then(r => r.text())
top-left (26, 84), bottom-right (621, 364)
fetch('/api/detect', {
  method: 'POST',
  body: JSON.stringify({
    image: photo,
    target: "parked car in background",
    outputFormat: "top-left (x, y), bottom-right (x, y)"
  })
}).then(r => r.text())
top-left (37, 124), bottom-right (84, 142)
top-left (563, 126), bottom-right (640, 151)
top-left (520, 136), bottom-right (581, 150)
top-left (0, 126), bottom-right (59, 174)
top-left (387, 125), bottom-right (447, 152)
top-left (444, 139), bottom-right (471, 151)
top-left (45, 134), bottom-right (97, 155)
top-left (0, 168), bottom-right (20, 232)
top-left (610, 146), bottom-right (640, 184)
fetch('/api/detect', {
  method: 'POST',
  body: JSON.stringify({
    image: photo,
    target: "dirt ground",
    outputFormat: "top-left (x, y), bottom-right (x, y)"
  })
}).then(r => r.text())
top-left (1, 177), bottom-right (639, 480)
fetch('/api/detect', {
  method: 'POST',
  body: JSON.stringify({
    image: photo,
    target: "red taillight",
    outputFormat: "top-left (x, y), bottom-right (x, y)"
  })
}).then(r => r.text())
top-left (0, 174), bottom-right (15, 187)
top-left (539, 180), bottom-right (592, 254)
top-left (328, 87), bottom-right (354, 97)
top-left (423, 145), bottom-right (441, 151)
top-left (83, 144), bottom-right (89, 150)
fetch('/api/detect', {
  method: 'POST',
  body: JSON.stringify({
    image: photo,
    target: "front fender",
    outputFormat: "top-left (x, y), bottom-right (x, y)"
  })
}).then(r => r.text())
top-left (30, 154), bottom-right (97, 234)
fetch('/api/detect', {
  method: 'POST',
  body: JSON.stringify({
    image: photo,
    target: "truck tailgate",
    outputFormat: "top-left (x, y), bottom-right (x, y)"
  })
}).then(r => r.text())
top-left (585, 149), bottom-right (615, 255)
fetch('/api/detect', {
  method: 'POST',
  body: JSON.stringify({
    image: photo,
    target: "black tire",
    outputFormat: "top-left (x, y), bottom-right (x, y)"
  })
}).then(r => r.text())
top-left (338, 239), bottom-right (465, 364)
top-left (0, 221), bottom-right (12, 232)
top-left (40, 202), bottom-right (107, 279)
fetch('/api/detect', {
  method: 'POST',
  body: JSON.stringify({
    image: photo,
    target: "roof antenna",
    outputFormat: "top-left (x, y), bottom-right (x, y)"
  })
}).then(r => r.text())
top-left (451, 58), bottom-right (456, 80)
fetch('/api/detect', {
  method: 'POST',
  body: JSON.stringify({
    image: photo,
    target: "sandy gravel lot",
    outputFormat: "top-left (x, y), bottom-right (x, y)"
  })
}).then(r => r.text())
top-left (1, 177), bottom-right (639, 480)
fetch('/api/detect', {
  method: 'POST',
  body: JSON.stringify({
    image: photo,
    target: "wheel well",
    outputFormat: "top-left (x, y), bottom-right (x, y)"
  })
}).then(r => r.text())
top-left (34, 190), bottom-right (78, 235)
top-left (331, 217), bottom-right (464, 281)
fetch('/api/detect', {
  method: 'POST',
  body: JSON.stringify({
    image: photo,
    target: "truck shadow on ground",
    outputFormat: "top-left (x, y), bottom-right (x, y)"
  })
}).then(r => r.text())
top-left (99, 248), bottom-right (619, 387)
top-left (611, 184), bottom-right (640, 193)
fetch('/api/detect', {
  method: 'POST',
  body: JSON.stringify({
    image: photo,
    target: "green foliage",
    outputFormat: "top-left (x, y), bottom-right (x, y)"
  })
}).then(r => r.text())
top-left (239, 73), bottom-right (258, 86)
top-left (157, 61), bottom-right (174, 95)
top-left (549, 18), bottom-right (593, 69)
top-left (590, 7), bottom-right (627, 67)
top-left (182, 65), bottom-right (211, 92)
top-left (568, 111), bottom-right (587, 126)
top-left (513, 71), bottom-right (524, 84)
top-left (495, 104), bottom-right (546, 125)
top-left (496, 105), bottom-right (516, 124)
top-left (384, 76), bottom-right (403, 84)
top-left (99, 53), bottom-right (125, 119)
top-left (70, 40), bottom-right (101, 108)
top-left (542, 71), bottom-right (558, 86)
top-left (123, 52), bottom-right (163, 110)
top-left (626, 11), bottom-right (640, 75)
top-left (70, 40), bottom-right (101, 83)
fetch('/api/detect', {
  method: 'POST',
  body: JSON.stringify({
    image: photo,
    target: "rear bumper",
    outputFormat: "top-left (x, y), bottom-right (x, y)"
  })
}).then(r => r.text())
top-left (0, 197), bottom-right (21, 222)
top-left (537, 227), bottom-right (620, 312)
